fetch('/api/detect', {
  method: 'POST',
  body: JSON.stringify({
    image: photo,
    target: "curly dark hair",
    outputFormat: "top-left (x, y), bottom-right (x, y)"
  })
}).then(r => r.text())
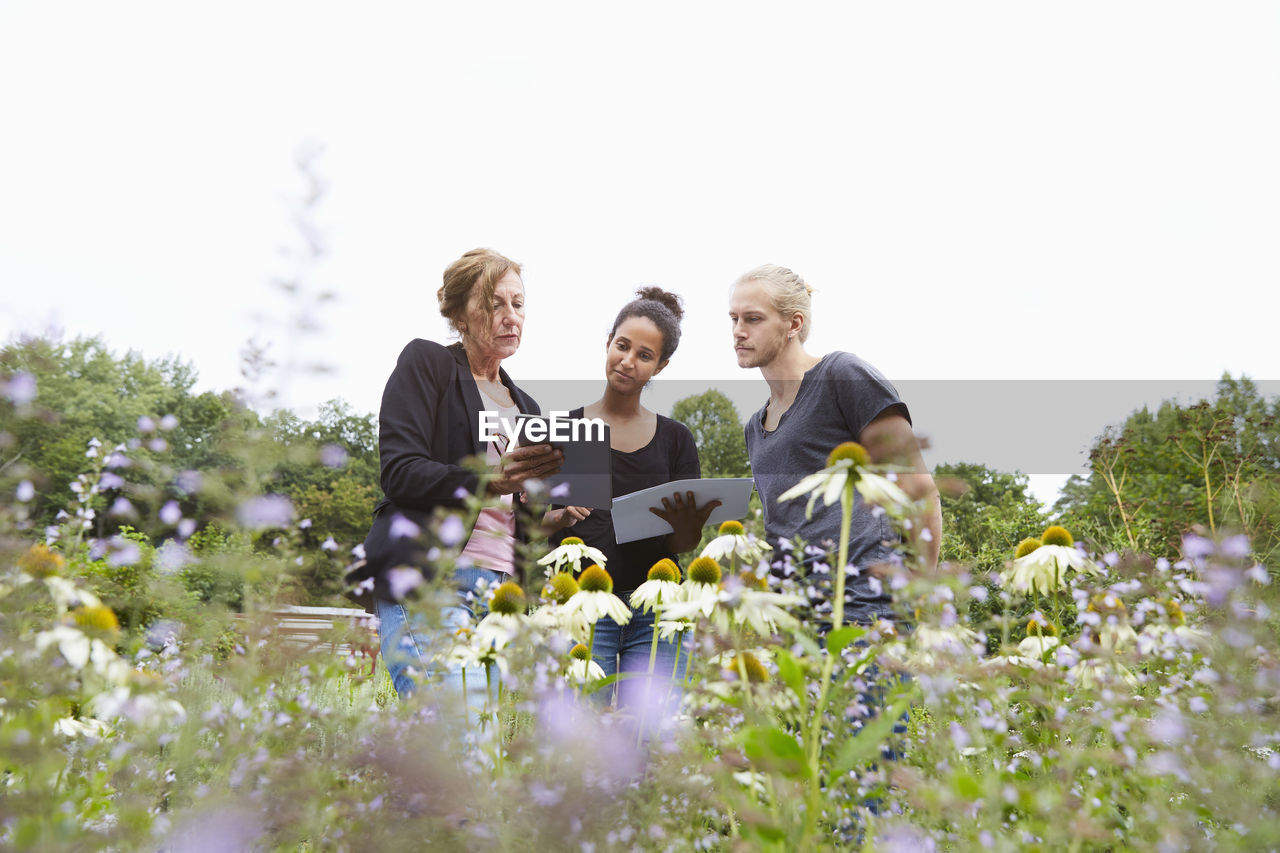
top-left (607, 286), bottom-right (685, 362)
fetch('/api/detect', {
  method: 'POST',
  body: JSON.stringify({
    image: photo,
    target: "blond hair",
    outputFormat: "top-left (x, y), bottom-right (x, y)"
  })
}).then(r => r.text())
top-left (735, 264), bottom-right (815, 343)
top-left (437, 248), bottom-right (522, 336)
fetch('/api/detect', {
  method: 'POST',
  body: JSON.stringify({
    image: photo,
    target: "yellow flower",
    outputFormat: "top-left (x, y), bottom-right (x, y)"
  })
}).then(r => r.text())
top-left (19, 543), bottom-right (65, 577)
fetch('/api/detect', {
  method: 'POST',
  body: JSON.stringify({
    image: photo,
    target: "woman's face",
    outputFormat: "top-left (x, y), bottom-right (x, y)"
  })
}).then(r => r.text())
top-left (605, 315), bottom-right (668, 393)
top-left (462, 268), bottom-right (525, 362)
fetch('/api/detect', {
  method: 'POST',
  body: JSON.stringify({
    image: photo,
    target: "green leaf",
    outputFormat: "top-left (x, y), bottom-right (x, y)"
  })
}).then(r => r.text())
top-left (829, 698), bottom-right (908, 779)
top-left (826, 624), bottom-right (866, 654)
top-left (772, 648), bottom-right (807, 709)
top-left (741, 725), bottom-right (809, 779)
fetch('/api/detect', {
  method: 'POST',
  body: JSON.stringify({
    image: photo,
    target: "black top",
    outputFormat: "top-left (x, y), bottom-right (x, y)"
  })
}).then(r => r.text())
top-left (550, 407), bottom-right (700, 592)
top-left (355, 339), bottom-right (542, 599)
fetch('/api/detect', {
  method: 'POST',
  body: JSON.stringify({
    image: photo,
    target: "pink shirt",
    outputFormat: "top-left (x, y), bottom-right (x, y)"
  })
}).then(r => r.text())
top-left (458, 388), bottom-right (517, 575)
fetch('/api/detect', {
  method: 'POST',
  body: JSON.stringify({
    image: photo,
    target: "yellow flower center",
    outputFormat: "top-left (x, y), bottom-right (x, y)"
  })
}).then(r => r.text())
top-left (826, 441), bottom-right (870, 469)
top-left (737, 571), bottom-right (767, 591)
top-left (1014, 537), bottom-right (1042, 559)
top-left (718, 520), bottom-right (745, 536)
top-left (73, 604), bottom-right (120, 633)
top-left (1041, 525), bottom-right (1074, 547)
top-left (647, 558), bottom-right (680, 583)
top-left (1025, 616), bottom-right (1057, 636)
top-left (688, 556), bottom-right (722, 585)
top-left (489, 581), bottom-right (526, 615)
top-left (545, 572), bottom-right (580, 604)
top-left (578, 564), bottom-right (613, 593)
top-left (570, 643), bottom-right (591, 661)
top-left (19, 543), bottom-right (65, 577)
top-left (560, 536), bottom-right (584, 546)
top-left (725, 652), bottom-right (769, 684)
top-left (1164, 599), bottom-right (1186, 625)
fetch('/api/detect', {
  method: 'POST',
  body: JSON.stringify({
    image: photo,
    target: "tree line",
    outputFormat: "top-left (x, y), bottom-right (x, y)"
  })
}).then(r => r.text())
top-left (3, 335), bottom-right (1275, 610)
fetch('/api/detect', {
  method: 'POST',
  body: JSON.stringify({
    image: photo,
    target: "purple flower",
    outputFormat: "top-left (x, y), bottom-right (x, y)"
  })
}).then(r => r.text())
top-left (351, 543), bottom-right (366, 560)
top-left (99, 472), bottom-right (125, 490)
top-left (108, 498), bottom-right (136, 518)
top-left (148, 438), bottom-right (169, 453)
top-left (176, 470), bottom-right (202, 494)
top-left (386, 567), bottom-right (424, 599)
top-left (3, 372), bottom-right (36, 405)
top-left (107, 537), bottom-right (142, 567)
top-left (439, 514), bottom-right (465, 546)
top-left (453, 487), bottom-right (469, 500)
top-left (177, 519), bottom-right (196, 539)
top-left (550, 482), bottom-right (571, 498)
top-left (137, 416), bottom-right (156, 433)
top-left (299, 518), bottom-right (312, 530)
top-left (159, 414), bottom-right (178, 431)
top-left (1204, 566), bottom-right (1242, 607)
top-left (321, 536), bottom-right (338, 552)
top-left (388, 514), bottom-right (420, 540)
top-left (105, 452), bottom-right (129, 469)
top-left (15, 480), bottom-right (34, 502)
top-left (156, 541), bottom-right (194, 574)
top-left (160, 501), bottom-right (182, 525)
top-left (1221, 535), bottom-right (1252, 560)
top-left (1182, 534), bottom-right (1215, 561)
top-left (236, 495), bottom-right (295, 530)
top-left (320, 444), bottom-right (348, 468)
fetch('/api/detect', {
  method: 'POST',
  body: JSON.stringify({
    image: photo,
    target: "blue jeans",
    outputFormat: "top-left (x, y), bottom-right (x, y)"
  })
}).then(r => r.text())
top-left (376, 567), bottom-right (505, 708)
top-left (589, 596), bottom-right (687, 734)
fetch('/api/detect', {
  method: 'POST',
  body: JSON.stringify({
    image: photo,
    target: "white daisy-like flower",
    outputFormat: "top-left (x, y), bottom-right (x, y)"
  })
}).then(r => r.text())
top-left (473, 581), bottom-right (528, 651)
top-left (717, 574), bottom-right (800, 636)
top-left (474, 612), bottom-right (524, 651)
top-left (776, 442), bottom-right (913, 519)
top-left (562, 565), bottom-right (632, 626)
top-left (700, 520), bottom-right (772, 566)
top-left (630, 558), bottom-right (683, 614)
top-left (528, 602), bottom-right (592, 645)
top-left (537, 536), bottom-right (608, 575)
top-left (1000, 527), bottom-right (1101, 595)
top-left (566, 643), bottom-right (606, 684)
top-left (53, 715), bottom-right (111, 739)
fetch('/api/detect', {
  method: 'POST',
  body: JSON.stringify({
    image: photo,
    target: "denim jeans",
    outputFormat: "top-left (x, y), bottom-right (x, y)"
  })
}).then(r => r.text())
top-left (588, 595), bottom-right (687, 734)
top-left (376, 566), bottom-right (506, 710)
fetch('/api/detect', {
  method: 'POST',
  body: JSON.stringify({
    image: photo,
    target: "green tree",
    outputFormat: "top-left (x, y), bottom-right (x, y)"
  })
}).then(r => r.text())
top-left (1055, 374), bottom-right (1280, 565)
top-left (934, 461), bottom-right (1047, 578)
top-left (671, 389), bottom-right (750, 479)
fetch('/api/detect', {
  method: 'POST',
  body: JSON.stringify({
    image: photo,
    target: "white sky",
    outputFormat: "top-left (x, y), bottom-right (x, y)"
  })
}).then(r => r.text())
top-left (2, 1), bottom-right (1278, 508)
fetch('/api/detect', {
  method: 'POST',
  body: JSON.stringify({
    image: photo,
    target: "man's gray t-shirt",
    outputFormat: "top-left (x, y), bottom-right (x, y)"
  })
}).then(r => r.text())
top-left (744, 351), bottom-right (910, 622)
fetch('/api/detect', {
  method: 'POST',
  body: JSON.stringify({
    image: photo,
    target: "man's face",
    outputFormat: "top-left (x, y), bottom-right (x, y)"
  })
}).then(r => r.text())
top-left (729, 279), bottom-right (792, 370)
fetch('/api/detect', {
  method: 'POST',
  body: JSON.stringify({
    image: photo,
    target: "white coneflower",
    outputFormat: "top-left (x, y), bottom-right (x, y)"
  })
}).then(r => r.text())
top-left (630, 558), bottom-right (683, 613)
top-left (661, 556), bottom-right (723, 621)
top-left (562, 565), bottom-right (632, 626)
top-left (537, 536), bottom-right (607, 575)
top-left (777, 441), bottom-right (912, 519)
top-left (999, 527), bottom-right (1100, 595)
top-left (700, 520), bottom-right (771, 567)
top-left (474, 581), bottom-right (527, 651)
top-left (566, 643), bottom-right (606, 683)
top-left (720, 572), bottom-right (800, 637)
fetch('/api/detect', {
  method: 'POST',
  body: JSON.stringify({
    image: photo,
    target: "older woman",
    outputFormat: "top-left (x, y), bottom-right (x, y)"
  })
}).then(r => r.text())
top-left (358, 248), bottom-right (563, 698)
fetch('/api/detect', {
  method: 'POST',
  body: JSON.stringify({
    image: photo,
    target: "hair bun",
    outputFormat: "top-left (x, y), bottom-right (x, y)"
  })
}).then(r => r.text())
top-left (635, 286), bottom-right (684, 321)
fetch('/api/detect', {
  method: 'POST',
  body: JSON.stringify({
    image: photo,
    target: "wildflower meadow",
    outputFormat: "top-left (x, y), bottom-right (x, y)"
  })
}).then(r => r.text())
top-left (2, 347), bottom-right (1278, 852)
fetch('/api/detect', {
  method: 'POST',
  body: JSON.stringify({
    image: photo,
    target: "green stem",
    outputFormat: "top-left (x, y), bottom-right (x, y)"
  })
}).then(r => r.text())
top-left (803, 481), bottom-right (855, 848)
